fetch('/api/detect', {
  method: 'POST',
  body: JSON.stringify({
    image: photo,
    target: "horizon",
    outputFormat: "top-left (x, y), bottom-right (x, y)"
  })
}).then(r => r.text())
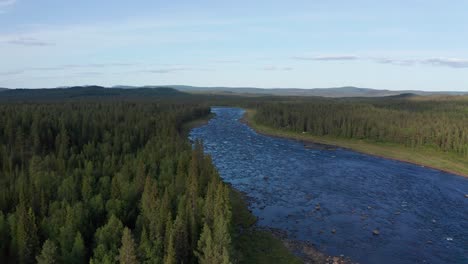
top-left (1, 84), bottom-right (468, 93)
top-left (1, 1), bottom-right (468, 91)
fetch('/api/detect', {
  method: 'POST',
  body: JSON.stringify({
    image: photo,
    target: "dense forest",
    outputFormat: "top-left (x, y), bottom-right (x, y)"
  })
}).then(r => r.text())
top-left (2, 86), bottom-right (466, 263)
top-left (254, 96), bottom-right (468, 157)
top-left (0, 101), bottom-right (233, 263)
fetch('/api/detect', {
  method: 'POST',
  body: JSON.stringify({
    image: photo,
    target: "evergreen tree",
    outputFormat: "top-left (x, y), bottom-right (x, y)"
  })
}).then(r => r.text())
top-left (16, 206), bottom-right (39, 264)
top-left (70, 232), bottom-right (85, 264)
top-left (195, 223), bottom-right (215, 264)
top-left (92, 215), bottom-right (124, 263)
top-left (0, 211), bottom-right (7, 259)
top-left (119, 227), bottom-right (139, 264)
top-left (36, 240), bottom-right (58, 264)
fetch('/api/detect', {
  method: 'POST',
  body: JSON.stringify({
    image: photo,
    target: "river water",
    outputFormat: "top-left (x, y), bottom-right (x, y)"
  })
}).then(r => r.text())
top-left (189, 107), bottom-right (468, 264)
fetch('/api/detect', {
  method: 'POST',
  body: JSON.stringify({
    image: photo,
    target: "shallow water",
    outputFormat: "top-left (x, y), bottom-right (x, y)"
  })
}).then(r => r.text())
top-left (189, 107), bottom-right (468, 264)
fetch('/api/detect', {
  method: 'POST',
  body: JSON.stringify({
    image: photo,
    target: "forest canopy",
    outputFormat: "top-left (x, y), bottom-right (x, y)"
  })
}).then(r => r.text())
top-left (0, 100), bottom-right (233, 264)
top-left (253, 96), bottom-right (468, 157)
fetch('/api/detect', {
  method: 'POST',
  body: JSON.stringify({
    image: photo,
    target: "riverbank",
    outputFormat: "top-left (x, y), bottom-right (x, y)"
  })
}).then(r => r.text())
top-left (230, 188), bottom-right (351, 264)
top-left (243, 109), bottom-right (468, 177)
top-left (180, 113), bottom-right (215, 135)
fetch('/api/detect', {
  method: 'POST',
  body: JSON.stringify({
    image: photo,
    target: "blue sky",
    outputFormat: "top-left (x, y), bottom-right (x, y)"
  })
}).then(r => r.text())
top-left (0, 0), bottom-right (467, 90)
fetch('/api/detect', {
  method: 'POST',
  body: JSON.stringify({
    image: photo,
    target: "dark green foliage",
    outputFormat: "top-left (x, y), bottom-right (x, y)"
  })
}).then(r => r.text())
top-left (16, 206), bottom-right (39, 264)
top-left (254, 97), bottom-right (468, 157)
top-left (0, 211), bottom-right (8, 259)
top-left (36, 240), bottom-right (58, 264)
top-left (0, 87), bottom-right (187, 102)
top-left (70, 232), bottom-right (85, 264)
top-left (119, 227), bottom-right (139, 264)
top-left (0, 101), bottom-right (231, 263)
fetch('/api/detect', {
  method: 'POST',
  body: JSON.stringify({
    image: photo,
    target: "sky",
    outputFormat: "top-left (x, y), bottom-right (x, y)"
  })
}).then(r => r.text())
top-left (0, 0), bottom-right (467, 90)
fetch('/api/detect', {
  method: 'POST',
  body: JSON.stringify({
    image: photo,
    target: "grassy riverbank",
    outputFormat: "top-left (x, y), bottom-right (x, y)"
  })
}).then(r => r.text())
top-left (244, 109), bottom-right (468, 177)
top-left (230, 190), bottom-right (303, 264)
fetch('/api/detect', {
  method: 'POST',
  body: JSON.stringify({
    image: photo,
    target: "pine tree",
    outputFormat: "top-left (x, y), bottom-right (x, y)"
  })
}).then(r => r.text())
top-left (195, 223), bottom-right (214, 264)
top-left (163, 232), bottom-right (176, 264)
top-left (0, 211), bottom-right (7, 260)
top-left (119, 227), bottom-right (139, 264)
top-left (36, 240), bottom-right (58, 264)
top-left (138, 227), bottom-right (158, 264)
top-left (196, 183), bottom-right (232, 264)
top-left (172, 203), bottom-right (189, 264)
top-left (92, 215), bottom-right (124, 263)
top-left (140, 176), bottom-right (158, 226)
top-left (70, 232), bottom-right (85, 264)
top-left (16, 206), bottom-right (39, 264)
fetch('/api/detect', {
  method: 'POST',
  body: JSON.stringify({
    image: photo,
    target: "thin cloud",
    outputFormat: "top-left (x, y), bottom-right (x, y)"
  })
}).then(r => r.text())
top-left (29, 66), bottom-right (65, 71)
top-left (374, 57), bottom-right (468, 68)
top-left (293, 55), bottom-right (359, 61)
top-left (146, 68), bottom-right (189, 74)
top-left (0, 69), bottom-right (24, 76)
top-left (211, 60), bottom-right (240, 64)
top-left (422, 58), bottom-right (468, 68)
top-left (262, 66), bottom-right (293, 71)
top-left (293, 54), bottom-right (468, 68)
top-left (77, 72), bottom-right (103, 76)
top-left (0, 0), bottom-right (17, 7)
top-left (373, 58), bottom-right (415, 66)
top-left (5, 37), bottom-right (54, 47)
top-left (63, 63), bottom-right (135, 68)
top-left (0, 63), bottom-right (139, 76)
top-left (144, 67), bottom-right (212, 74)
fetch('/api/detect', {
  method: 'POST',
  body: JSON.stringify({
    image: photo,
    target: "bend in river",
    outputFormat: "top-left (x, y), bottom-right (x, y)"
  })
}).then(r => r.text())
top-left (189, 107), bottom-right (468, 264)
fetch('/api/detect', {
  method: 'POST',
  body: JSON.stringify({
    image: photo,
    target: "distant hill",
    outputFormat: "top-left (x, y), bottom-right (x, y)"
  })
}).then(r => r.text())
top-left (0, 88), bottom-right (8, 92)
top-left (137, 85), bottom-right (468, 98)
top-left (0, 86), bottom-right (186, 101)
top-left (2, 85), bottom-right (467, 99)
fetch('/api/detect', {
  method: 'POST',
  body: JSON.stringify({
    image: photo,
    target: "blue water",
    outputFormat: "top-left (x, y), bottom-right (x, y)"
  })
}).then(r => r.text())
top-left (189, 107), bottom-right (468, 264)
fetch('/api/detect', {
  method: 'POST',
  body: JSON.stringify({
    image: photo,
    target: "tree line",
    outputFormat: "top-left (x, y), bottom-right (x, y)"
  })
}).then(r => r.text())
top-left (0, 101), bottom-right (233, 264)
top-left (253, 97), bottom-right (468, 157)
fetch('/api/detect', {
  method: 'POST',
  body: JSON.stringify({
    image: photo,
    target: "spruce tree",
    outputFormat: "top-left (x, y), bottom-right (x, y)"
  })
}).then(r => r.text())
top-left (119, 227), bottom-right (139, 264)
top-left (70, 232), bottom-right (85, 264)
top-left (36, 240), bottom-right (58, 264)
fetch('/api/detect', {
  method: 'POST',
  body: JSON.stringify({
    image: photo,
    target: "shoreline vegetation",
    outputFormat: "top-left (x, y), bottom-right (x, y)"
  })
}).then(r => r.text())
top-left (187, 111), bottom-right (349, 264)
top-left (243, 109), bottom-right (468, 178)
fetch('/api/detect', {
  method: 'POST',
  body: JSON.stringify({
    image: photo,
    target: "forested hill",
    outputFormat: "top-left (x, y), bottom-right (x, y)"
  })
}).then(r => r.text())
top-left (167, 85), bottom-right (468, 97)
top-left (0, 86), bottom-right (187, 101)
top-left (4, 86), bottom-right (467, 99)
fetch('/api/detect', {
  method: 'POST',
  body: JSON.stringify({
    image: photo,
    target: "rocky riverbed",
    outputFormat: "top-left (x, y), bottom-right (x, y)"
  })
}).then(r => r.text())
top-left (190, 107), bottom-right (468, 264)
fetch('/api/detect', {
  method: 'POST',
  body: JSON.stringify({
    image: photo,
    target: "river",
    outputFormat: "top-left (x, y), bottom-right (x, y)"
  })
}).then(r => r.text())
top-left (189, 107), bottom-right (468, 264)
